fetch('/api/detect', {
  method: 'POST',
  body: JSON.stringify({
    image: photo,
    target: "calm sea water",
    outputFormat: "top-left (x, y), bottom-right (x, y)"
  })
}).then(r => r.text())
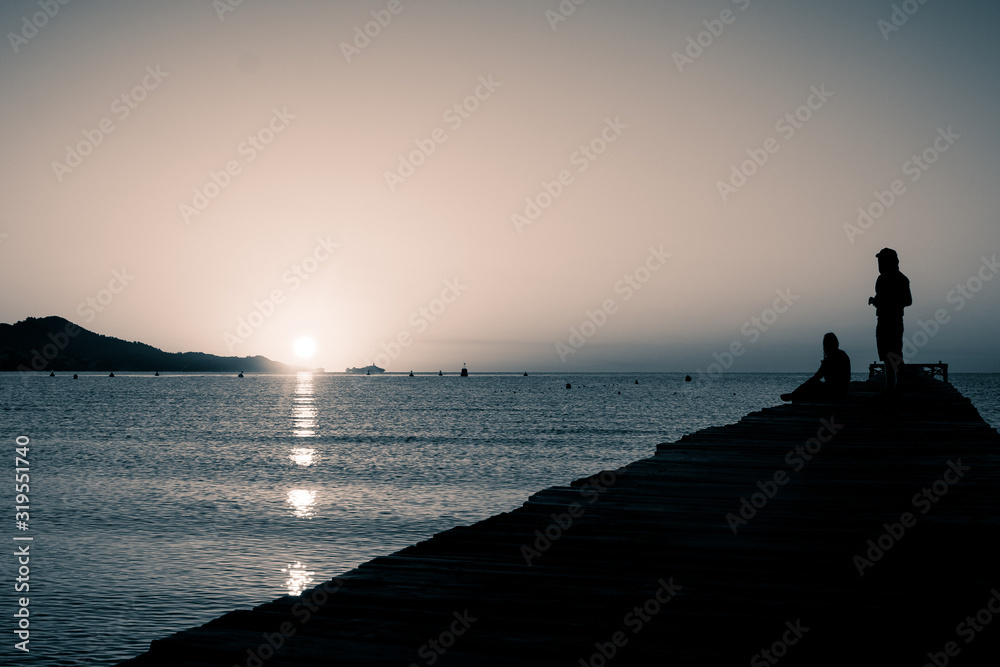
top-left (0, 371), bottom-right (996, 666)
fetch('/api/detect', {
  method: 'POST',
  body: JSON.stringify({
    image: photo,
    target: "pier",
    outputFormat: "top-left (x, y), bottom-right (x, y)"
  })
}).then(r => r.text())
top-left (120, 376), bottom-right (1000, 665)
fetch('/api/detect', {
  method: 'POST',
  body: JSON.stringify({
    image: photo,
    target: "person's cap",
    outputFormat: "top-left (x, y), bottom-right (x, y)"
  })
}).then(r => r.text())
top-left (876, 248), bottom-right (898, 261)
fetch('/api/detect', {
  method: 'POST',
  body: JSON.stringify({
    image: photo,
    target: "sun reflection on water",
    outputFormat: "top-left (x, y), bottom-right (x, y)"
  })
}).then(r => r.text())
top-left (281, 561), bottom-right (315, 596)
top-left (293, 372), bottom-right (317, 438)
top-left (289, 448), bottom-right (315, 466)
top-left (286, 489), bottom-right (316, 518)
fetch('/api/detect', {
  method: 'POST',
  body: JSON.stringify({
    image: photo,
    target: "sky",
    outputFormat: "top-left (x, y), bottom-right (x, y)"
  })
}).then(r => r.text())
top-left (1, 0), bottom-right (998, 372)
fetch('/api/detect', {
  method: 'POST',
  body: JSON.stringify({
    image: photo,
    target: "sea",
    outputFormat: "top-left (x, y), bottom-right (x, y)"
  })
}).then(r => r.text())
top-left (1, 371), bottom-right (997, 666)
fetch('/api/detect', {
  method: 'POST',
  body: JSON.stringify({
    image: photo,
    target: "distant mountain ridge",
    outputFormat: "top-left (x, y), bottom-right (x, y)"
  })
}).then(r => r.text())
top-left (0, 316), bottom-right (303, 373)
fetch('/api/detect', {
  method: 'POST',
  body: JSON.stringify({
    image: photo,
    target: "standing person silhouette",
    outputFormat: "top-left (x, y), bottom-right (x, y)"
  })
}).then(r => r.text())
top-left (868, 248), bottom-right (912, 395)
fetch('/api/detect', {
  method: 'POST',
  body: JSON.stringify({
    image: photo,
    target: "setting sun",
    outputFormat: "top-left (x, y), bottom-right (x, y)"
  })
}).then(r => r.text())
top-left (293, 336), bottom-right (316, 358)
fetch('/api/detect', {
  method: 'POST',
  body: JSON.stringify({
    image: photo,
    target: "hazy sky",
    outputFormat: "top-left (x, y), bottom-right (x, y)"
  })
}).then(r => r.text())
top-left (2, 0), bottom-right (998, 372)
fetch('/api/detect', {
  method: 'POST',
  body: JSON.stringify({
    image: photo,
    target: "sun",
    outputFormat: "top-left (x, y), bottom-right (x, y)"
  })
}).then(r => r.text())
top-left (293, 336), bottom-right (316, 358)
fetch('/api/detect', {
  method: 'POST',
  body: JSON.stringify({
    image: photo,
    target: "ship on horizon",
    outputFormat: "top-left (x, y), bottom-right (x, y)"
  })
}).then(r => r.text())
top-left (346, 364), bottom-right (385, 374)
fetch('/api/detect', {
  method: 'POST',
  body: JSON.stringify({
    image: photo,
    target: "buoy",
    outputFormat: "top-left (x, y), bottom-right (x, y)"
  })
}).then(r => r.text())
top-left (460, 363), bottom-right (468, 377)
top-left (685, 375), bottom-right (692, 382)
top-left (154, 371), bottom-right (159, 376)
top-left (439, 370), bottom-right (443, 376)
top-left (409, 371), bottom-right (414, 377)
top-left (635, 380), bottom-right (639, 385)
top-left (109, 372), bottom-right (115, 378)
top-left (73, 374), bottom-right (78, 379)
top-left (238, 371), bottom-right (244, 378)
top-left (49, 371), bottom-right (55, 377)
top-left (566, 383), bottom-right (571, 389)
top-left (523, 372), bottom-right (528, 376)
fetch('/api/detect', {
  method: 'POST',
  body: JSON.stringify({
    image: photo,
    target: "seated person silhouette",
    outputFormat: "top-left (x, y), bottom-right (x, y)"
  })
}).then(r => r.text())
top-left (780, 333), bottom-right (851, 403)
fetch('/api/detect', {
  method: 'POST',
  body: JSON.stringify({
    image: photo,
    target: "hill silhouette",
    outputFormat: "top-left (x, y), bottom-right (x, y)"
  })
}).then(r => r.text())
top-left (0, 316), bottom-right (303, 373)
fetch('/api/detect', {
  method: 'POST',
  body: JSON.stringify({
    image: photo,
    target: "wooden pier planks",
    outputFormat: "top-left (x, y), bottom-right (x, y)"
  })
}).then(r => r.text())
top-left (119, 377), bottom-right (1000, 666)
